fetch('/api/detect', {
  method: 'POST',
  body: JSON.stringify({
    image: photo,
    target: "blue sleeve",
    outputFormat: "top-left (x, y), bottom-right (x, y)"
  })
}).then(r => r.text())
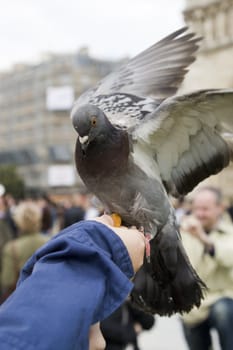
top-left (0, 221), bottom-right (134, 350)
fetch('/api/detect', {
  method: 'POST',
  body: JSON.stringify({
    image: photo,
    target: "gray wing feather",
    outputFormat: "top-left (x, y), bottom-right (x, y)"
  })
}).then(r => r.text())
top-left (77, 27), bottom-right (200, 105)
top-left (73, 27), bottom-right (200, 129)
top-left (134, 89), bottom-right (233, 195)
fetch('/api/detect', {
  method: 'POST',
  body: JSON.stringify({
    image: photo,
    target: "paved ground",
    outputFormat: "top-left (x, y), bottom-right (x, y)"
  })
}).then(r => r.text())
top-left (135, 316), bottom-right (221, 350)
top-left (137, 316), bottom-right (188, 350)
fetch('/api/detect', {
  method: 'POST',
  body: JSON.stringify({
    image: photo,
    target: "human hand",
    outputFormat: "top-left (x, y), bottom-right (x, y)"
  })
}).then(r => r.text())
top-left (89, 322), bottom-right (106, 350)
top-left (180, 216), bottom-right (204, 240)
top-left (180, 216), bottom-right (213, 247)
top-left (134, 322), bottom-right (142, 334)
top-left (93, 215), bottom-right (146, 273)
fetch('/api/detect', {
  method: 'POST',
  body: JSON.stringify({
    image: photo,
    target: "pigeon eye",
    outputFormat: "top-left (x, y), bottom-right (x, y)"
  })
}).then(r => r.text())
top-left (91, 116), bottom-right (97, 126)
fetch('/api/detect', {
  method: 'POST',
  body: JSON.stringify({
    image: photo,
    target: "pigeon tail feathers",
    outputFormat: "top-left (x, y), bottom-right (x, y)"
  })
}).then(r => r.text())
top-left (131, 223), bottom-right (206, 316)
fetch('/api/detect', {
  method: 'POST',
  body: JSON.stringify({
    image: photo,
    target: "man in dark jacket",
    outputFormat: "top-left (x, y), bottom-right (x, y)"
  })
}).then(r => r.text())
top-left (63, 193), bottom-right (86, 228)
top-left (101, 300), bottom-right (155, 350)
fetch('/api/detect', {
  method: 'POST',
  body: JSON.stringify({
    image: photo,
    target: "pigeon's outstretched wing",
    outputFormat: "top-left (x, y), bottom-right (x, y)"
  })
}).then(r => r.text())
top-left (133, 89), bottom-right (233, 196)
top-left (75, 27), bottom-right (200, 129)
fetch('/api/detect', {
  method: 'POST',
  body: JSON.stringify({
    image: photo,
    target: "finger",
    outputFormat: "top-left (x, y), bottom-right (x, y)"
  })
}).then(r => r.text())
top-left (92, 214), bottom-right (114, 227)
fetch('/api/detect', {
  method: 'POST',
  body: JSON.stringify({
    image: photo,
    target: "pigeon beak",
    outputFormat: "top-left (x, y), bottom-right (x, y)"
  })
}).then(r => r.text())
top-left (79, 135), bottom-right (89, 151)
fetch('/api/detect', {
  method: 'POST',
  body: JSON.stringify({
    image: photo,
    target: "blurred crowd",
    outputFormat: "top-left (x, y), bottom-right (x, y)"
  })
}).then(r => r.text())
top-left (0, 190), bottom-right (103, 300)
top-left (1, 185), bottom-right (233, 349)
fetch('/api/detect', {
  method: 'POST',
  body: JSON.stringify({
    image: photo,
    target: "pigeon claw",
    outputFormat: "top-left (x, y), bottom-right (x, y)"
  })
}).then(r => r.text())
top-left (139, 226), bottom-right (152, 263)
top-left (145, 233), bottom-right (152, 264)
top-left (110, 213), bottom-right (122, 227)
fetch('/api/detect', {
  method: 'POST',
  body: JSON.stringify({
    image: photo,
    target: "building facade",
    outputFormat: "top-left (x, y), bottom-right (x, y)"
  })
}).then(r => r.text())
top-left (182, 0), bottom-right (233, 91)
top-left (0, 50), bottom-right (123, 193)
top-left (1, 1), bottom-right (232, 197)
top-left (182, 0), bottom-right (233, 197)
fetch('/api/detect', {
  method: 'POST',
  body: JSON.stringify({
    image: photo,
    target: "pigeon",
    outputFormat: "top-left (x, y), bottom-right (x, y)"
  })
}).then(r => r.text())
top-left (71, 27), bottom-right (233, 316)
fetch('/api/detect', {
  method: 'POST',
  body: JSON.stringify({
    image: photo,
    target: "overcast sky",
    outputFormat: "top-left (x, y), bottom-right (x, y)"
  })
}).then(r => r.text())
top-left (0, 0), bottom-right (185, 71)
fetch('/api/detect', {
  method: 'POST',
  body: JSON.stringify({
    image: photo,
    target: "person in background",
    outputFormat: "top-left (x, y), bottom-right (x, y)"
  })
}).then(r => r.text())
top-left (221, 197), bottom-right (233, 224)
top-left (0, 196), bottom-right (13, 296)
top-left (101, 300), bottom-right (155, 350)
top-left (1, 201), bottom-right (49, 301)
top-left (4, 194), bottom-right (18, 238)
top-left (37, 194), bottom-right (54, 234)
top-left (227, 199), bottom-right (233, 222)
top-left (51, 202), bottom-right (66, 234)
top-left (63, 192), bottom-right (86, 228)
top-left (180, 187), bottom-right (233, 350)
top-left (0, 196), bottom-right (13, 247)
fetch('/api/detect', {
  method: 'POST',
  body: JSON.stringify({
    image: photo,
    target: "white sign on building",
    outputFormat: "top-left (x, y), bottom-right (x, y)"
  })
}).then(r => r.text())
top-left (46, 86), bottom-right (74, 111)
top-left (48, 165), bottom-right (76, 186)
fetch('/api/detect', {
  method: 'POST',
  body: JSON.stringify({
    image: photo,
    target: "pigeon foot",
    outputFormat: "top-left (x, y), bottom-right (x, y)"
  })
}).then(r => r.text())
top-left (110, 213), bottom-right (122, 227)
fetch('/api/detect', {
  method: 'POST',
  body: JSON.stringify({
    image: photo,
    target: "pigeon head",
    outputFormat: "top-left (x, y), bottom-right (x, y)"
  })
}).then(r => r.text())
top-left (71, 104), bottom-right (111, 151)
